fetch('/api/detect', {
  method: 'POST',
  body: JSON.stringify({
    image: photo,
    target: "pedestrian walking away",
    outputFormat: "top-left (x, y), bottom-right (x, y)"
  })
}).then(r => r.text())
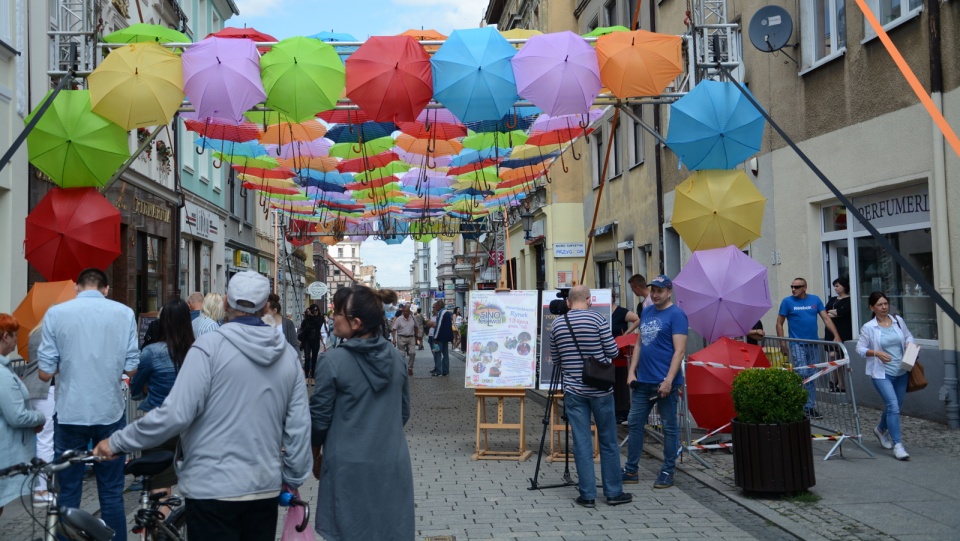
top-left (392, 304), bottom-right (419, 376)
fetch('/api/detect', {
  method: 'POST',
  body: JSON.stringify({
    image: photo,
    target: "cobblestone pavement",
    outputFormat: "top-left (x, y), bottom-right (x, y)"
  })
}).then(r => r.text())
top-left (3, 346), bottom-right (958, 540)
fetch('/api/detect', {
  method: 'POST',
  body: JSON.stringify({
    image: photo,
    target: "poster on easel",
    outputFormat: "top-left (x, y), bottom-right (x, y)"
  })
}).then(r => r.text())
top-left (538, 289), bottom-right (612, 389)
top-left (464, 290), bottom-right (539, 389)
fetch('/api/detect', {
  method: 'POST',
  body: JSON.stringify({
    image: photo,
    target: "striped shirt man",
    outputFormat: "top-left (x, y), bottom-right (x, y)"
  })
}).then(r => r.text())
top-left (549, 309), bottom-right (619, 397)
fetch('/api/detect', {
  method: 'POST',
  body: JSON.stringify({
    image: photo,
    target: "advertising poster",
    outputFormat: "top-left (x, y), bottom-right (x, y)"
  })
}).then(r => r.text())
top-left (538, 289), bottom-right (612, 389)
top-left (464, 290), bottom-right (539, 389)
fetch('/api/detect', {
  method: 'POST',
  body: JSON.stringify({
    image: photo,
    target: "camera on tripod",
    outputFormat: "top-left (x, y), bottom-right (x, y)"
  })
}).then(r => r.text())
top-left (548, 288), bottom-right (571, 316)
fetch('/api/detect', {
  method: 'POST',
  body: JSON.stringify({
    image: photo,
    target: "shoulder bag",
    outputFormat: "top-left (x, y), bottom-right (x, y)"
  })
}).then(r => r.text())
top-left (907, 360), bottom-right (927, 392)
top-left (563, 314), bottom-right (615, 391)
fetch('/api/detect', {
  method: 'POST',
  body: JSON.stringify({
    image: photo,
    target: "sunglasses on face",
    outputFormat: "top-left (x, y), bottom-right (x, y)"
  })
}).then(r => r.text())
top-left (790, 285), bottom-right (805, 290)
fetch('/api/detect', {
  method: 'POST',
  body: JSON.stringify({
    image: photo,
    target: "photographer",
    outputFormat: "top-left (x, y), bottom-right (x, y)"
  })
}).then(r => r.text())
top-left (548, 285), bottom-right (633, 508)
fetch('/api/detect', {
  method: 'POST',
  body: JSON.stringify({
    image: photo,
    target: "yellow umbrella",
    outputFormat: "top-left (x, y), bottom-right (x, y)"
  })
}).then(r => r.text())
top-left (672, 169), bottom-right (766, 251)
top-left (88, 42), bottom-right (184, 129)
top-left (499, 28), bottom-right (543, 49)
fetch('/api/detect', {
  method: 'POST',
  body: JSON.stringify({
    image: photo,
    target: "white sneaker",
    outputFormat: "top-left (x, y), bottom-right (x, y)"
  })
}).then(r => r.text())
top-left (893, 443), bottom-right (910, 460)
top-left (874, 426), bottom-right (893, 450)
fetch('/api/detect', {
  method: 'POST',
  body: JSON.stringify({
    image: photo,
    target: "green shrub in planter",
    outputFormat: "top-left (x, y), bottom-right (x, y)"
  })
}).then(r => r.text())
top-left (731, 368), bottom-right (807, 424)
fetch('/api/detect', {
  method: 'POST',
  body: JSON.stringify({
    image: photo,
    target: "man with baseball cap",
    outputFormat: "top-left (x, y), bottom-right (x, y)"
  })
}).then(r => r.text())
top-left (94, 271), bottom-right (311, 540)
top-left (623, 274), bottom-right (688, 489)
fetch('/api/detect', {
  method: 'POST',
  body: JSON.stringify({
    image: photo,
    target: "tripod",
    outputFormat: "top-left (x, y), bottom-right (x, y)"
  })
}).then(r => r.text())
top-left (528, 359), bottom-right (576, 490)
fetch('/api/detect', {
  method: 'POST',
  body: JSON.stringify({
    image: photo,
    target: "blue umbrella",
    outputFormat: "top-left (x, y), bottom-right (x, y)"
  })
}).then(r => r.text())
top-left (310, 31), bottom-right (359, 63)
top-left (501, 152), bottom-right (557, 168)
top-left (326, 121), bottom-right (397, 144)
top-left (196, 137), bottom-right (267, 157)
top-left (465, 106), bottom-right (541, 133)
top-left (431, 27), bottom-right (519, 123)
top-left (449, 148), bottom-right (510, 167)
top-left (665, 80), bottom-right (765, 170)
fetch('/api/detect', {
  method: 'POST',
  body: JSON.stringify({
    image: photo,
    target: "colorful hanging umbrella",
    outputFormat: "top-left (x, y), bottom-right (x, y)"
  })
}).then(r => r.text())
top-left (530, 109), bottom-right (606, 133)
top-left (672, 169), bottom-right (766, 251)
top-left (260, 37), bottom-right (345, 122)
top-left (582, 26), bottom-right (631, 39)
top-left (183, 113), bottom-right (263, 142)
top-left (88, 42), bottom-right (184, 129)
top-left (395, 134), bottom-right (463, 156)
top-left (666, 80), bottom-right (766, 170)
top-left (396, 120), bottom-right (467, 140)
top-left (267, 138), bottom-right (334, 159)
top-left (511, 31), bottom-right (601, 116)
top-left (103, 23), bottom-right (191, 46)
top-left (499, 28), bottom-right (543, 49)
top-left (25, 90), bottom-right (130, 188)
top-left (281, 155), bottom-right (340, 172)
top-left (673, 246), bottom-right (772, 343)
top-left (431, 27), bottom-right (519, 123)
top-left (329, 136), bottom-right (395, 159)
top-left (399, 29), bottom-right (448, 52)
top-left (259, 121), bottom-right (328, 146)
top-left (337, 151), bottom-right (400, 173)
top-left (687, 338), bottom-right (770, 432)
top-left (11, 280), bottom-right (77, 361)
top-left (181, 37), bottom-right (266, 123)
top-left (232, 165), bottom-right (295, 179)
top-left (462, 130), bottom-right (527, 150)
top-left (595, 30), bottom-right (683, 98)
top-left (316, 109), bottom-right (371, 124)
top-left (208, 26), bottom-right (277, 54)
top-left (25, 187), bottom-right (121, 282)
top-left (346, 36), bottom-right (433, 122)
top-left (326, 122), bottom-right (396, 144)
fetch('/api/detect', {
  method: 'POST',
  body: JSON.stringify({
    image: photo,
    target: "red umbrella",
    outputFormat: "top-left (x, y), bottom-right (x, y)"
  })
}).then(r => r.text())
top-left (25, 187), bottom-right (121, 282)
top-left (336, 152), bottom-right (399, 173)
top-left (183, 115), bottom-right (263, 142)
top-left (345, 36), bottom-right (433, 123)
top-left (396, 121), bottom-right (467, 140)
top-left (232, 165), bottom-right (296, 179)
top-left (686, 337), bottom-right (770, 432)
top-left (207, 26), bottom-right (277, 54)
top-left (316, 109), bottom-right (371, 124)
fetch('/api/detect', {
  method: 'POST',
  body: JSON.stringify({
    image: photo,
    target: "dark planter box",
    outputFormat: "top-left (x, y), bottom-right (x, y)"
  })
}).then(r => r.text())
top-left (732, 418), bottom-right (816, 493)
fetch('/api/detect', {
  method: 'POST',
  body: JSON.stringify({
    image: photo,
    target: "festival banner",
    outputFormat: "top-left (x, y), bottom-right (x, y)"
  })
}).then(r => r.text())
top-left (538, 289), bottom-right (612, 389)
top-left (464, 290), bottom-right (539, 389)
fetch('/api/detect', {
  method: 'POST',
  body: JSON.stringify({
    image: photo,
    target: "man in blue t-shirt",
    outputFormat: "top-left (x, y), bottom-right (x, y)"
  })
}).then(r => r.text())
top-left (623, 275), bottom-right (687, 489)
top-left (776, 277), bottom-right (842, 417)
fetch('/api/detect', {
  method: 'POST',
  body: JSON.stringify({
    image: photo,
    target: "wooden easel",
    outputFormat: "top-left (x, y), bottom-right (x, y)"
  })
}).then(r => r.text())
top-left (473, 388), bottom-right (533, 461)
top-left (548, 393), bottom-right (599, 463)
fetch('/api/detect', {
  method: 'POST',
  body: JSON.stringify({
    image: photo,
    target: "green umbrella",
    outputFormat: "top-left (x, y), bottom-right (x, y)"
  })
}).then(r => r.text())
top-left (582, 25), bottom-right (631, 39)
top-left (103, 23), bottom-right (191, 46)
top-left (462, 130), bottom-right (528, 150)
top-left (260, 37), bottom-right (345, 122)
top-left (25, 89), bottom-right (130, 188)
top-left (328, 136), bottom-right (395, 159)
top-left (353, 162), bottom-right (410, 183)
top-left (243, 109), bottom-right (297, 126)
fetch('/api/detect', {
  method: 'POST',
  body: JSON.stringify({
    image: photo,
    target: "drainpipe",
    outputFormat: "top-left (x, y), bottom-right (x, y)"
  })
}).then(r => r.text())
top-left (173, 113), bottom-right (184, 299)
top-left (651, 0), bottom-right (665, 274)
top-left (927, 0), bottom-right (958, 428)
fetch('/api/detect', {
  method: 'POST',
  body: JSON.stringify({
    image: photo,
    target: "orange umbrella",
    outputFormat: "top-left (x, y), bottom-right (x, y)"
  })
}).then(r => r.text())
top-left (279, 155), bottom-right (340, 172)
top-left (399, 29), bottom-right (447, 52)
top-left (12, 280), bottom-right (76, 360)
top-left (259, 121), bottom-right (327, 146)
top-left (395, 133), bottom-right (463, 156)
top-left (595, 30), bottom-right (683, 98)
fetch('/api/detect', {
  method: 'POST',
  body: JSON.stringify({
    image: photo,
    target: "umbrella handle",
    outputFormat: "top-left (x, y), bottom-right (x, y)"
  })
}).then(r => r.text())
top-left (560, 151), bottom-right (569, 174)
top-left (579, 114), bottom-right (590, 129)
top-left (212, 157), bottom-right (222, 169)
top-left (196, 145), bottom-right (205, 156)
top-left (426, 155), bottom-right (437, 170)
top-left (504, 109), bottom-right (518, 130)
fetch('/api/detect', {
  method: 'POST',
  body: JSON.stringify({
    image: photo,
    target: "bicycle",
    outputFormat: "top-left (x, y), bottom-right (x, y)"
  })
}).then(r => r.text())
top-left (0, 449), bottom-right (113, 541)
top-left (124, 450), bottom-right (187, 540)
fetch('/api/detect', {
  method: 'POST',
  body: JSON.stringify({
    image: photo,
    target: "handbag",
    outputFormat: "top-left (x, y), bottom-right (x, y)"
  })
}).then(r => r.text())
top-left (563, 314), bottom-right (615, 390)
top-left (907, 360), bottom-right (928, 393)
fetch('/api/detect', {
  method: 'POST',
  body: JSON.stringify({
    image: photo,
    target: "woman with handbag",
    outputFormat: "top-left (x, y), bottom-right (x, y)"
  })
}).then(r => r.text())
top-left (856, 291), bottom-right (915, 461)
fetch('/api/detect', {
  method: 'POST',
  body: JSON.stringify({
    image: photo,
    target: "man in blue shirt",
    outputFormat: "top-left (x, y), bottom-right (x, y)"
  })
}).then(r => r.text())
top-left (38, 268), bottom-right (139, 541)
top-left (776, 277), bottom-right (842, 418)
top-left (623, 275), bottom-right (687, 489)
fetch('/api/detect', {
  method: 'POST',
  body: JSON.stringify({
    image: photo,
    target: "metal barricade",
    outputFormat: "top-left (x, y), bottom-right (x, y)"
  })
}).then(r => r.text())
top-left (122, 382), bottom-right (146, 459)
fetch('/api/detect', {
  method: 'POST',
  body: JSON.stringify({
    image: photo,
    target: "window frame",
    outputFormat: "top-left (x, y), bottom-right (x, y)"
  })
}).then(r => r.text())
top-left (799, 0), bottom-right (848, 72)
top-left (861, 0), bottom-right (923, 42)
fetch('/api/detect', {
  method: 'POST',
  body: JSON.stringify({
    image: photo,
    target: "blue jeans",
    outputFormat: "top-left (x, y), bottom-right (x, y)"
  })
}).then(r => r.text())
top-left (54, 416), bottom-right (128, 541)
top-left (624, 383), bottom-right (680, 476)
top-left (563, 392), bottom-right (624, 500)
top-left (433, 340), bottom-right (450, 375)
top-left (791, 343), bottom-right (817, 411)
top-left (872, 372), bottom-right (908, 444)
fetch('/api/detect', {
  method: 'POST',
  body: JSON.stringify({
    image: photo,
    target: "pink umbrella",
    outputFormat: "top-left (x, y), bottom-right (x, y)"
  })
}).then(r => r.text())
top-left (266, 138), bottom-right (334, 159)
top-left (673, 245), bottom-right (772, 342)
top-left (511, 31), bottom-right (601, 116)
top-left (181, 37), bottom-right (266, 123)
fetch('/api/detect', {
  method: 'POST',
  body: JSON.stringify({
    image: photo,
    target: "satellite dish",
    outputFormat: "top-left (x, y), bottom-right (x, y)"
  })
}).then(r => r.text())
top-left (748, 6), bottom-right (794, 52)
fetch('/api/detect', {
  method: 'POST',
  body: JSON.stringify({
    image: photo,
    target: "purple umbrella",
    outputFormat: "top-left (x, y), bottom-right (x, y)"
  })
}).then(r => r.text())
top-left (530, 110), bottom-right (606, 133)
top-left (673, 245), bottom-right (772, 343)
top-left (181, 37), bottom-right (266, 124)
top-left (266, 138), bottom-right (334, 158)
top-left (511, 31), bottom-right (601, 116)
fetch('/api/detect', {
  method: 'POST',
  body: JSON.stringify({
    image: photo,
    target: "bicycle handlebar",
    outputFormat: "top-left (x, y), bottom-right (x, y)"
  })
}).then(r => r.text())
top-left (0, 449), bottom-right (105, 479)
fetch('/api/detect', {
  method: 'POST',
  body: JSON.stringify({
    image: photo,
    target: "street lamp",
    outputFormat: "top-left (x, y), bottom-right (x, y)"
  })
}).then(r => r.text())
top-left (521, 211), bottom-right (535, 240)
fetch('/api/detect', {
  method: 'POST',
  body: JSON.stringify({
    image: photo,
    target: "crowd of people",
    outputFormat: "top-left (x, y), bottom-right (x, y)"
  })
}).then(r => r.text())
top-left (0, 266), bottom-right (922, 537)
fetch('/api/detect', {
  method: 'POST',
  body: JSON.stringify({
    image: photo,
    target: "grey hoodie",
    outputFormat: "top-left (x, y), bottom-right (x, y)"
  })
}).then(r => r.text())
top-left (110, 318), bottom-right (311, 500)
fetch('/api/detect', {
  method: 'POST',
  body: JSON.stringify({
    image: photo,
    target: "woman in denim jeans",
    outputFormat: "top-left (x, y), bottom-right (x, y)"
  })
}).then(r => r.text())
top-left (856, 291), bottom-right (915, 461)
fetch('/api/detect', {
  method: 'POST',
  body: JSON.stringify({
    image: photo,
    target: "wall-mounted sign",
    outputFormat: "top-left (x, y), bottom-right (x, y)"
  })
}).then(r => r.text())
top-left (184, 202), bottom-right (219, 240)
top-left (852, 184), bottom-right (929, 232)
top-left (258, 257), bottom-right (269, 274)
top-left (434, 291), bottom-right (445, 299)
top-left (553, 242), bottom-right (586, 258)
top-left (308, 281), bottom-right (329, 299)
top-left (234, 250), bottom-right (252, 268)
top-left (556, 270), bottom-right (575, 288)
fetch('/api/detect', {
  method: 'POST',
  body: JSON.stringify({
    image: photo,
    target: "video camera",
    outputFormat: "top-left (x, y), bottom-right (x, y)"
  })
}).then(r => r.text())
top-left (548, 288), bottom-right (570, 316)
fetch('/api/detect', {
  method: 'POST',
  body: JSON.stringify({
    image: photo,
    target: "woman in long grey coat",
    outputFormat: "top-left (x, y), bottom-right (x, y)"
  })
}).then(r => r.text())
top-left (0, 314), bottom-right (45, 516)
top-left (310, 285), bottom-right (414, 541)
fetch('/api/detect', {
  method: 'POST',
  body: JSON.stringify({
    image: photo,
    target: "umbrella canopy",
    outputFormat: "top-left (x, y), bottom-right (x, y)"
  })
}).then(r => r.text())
top-left (687, 337), bottom-right (770, 431)
top-left (511, 31), bottom-right (601, 116)
top-left (88, 42), bottom-right (184, 129)
top-left (673, 245), bottom-right (772, 343)
top-left (103, 23), bottom-right (191, 46)
top-left (672, 169), bottom-right (766, 251)
top-left (259, 121), bottom-right (328, 146)
top-left (25, 187), bottom-right (121, 282)
top-left (25, 90), bottom-right (130, 188)
top-left (208, 26), bottom-right (277, 54)
top-left (183, 113), bottom-right (263, 142)
top-left (399, 28), bottom-right (447, 52)
top-left (431, 27), bottom-right (519, 123)
top-left (499, 28), bottom-right (543, 49)
top-left (11, 280), bottom-right (77, 361)
top-left (181, 37), bottom-right (266, 124)
top-left (346, 36), bottom-right (433, 123)
top-left (665, 80), bottom-right (766, 170)
top-left (595, 30), bottom-right (682, 98)
top-left (260, 37), bottom-right (345, 122)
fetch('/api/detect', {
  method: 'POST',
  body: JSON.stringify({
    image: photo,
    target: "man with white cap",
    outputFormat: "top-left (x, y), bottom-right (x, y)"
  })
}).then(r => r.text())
top-left (94, 271), bottom-right (311, 540)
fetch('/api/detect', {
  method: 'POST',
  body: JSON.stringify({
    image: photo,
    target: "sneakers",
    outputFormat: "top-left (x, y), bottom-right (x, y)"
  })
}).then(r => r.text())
top-left (621, 469), bottom-right (639, 484)
top-left (874, 426), bottom-right (894, 450)
top-left (653, 471), bottom-right (674, 489)
top-left (32, 491), bottom-right (53, 507)
top-left (606, 493), bottom-right (633, 506)
top-left (894, 443), bottom-right (910, 460)
top-left (574, 496), bottom-right (596, 508)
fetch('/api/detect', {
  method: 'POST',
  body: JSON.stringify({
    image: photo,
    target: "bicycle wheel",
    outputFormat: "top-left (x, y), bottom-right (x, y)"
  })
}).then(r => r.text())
top-left (154, 505), bottom-right (187, 541)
